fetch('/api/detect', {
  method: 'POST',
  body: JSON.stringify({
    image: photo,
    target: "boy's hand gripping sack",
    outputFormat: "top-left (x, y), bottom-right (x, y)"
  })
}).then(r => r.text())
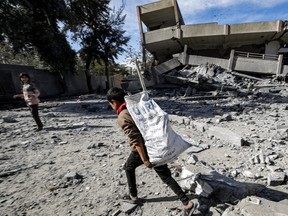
top-left (125, 92), bottom-right (192, 166)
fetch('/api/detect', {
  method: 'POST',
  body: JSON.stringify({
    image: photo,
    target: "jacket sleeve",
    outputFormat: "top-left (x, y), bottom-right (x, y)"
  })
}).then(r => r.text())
top-left (118, 111), bottom-right (144, 149)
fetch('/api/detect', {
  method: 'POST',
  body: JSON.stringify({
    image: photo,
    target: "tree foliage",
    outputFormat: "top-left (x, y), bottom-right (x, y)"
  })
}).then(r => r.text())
top-left (0, 41), bottom-right (49, 68)
top-left (99, 2), bottom-right (130, 89)
top-left (67, 0), bottom-right (130, 91)
top-left (0, 0), bottom-right (76, 75)
top-left (0, 0), bottom-right (130, 92)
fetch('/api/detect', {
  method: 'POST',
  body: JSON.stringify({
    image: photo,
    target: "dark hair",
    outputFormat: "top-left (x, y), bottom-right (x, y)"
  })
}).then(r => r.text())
top-left (19, 73), bottom-right (30, 84)
top-left (107, 87), bottom-right (126, 103)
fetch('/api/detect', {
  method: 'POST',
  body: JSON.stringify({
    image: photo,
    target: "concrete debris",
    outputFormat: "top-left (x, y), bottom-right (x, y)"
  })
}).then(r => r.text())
top-left (185, 144), bottom-right (209, 154)
top-left (222, 196), bottom-right (288, 216)
top-left (154, 58), bottom-right (181, 75)
top-left (2, 116), bottom-right (18, 123)
top-left (121, 202), bottom-right (138, 214)
top-left (207, 126), bottom-right (246, 146)
top-left (267, 171), bottom-right (287, 186)
top-left (148, 53), bottom-right (288, 96)
top-left (178, 167), bottom-right (198, 191)
top-left (0, 77), bottom-right (287, 215)
top-left (64, 171), bottom-right (84, 185)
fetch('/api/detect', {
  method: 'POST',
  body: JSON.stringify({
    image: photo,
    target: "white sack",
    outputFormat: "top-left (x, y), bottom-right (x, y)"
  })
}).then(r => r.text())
top-left (125, 91), bottom-right (191, 166)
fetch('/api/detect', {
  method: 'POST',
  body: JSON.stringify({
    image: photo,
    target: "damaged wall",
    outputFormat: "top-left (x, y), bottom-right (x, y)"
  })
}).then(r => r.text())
top-left (137, 0), bottom-right (288, 63)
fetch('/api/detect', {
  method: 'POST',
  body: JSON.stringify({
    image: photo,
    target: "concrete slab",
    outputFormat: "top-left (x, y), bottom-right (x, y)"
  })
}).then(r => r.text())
top-left (137, 0), bottom-right (288, 68)
top-left (207, 126), bottom-right (245, 146)
top-left (154, 58), bottom-right (181, 74)
top-left (222, 196), bottom-right (288, 216)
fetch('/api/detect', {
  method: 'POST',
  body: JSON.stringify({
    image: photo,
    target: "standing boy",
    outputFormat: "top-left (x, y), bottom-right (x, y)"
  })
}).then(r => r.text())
top-left (107, 87), bottom-right (198, 216)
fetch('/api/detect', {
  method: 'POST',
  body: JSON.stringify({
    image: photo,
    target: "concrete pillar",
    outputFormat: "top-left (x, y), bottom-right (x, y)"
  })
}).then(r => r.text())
top-left (136, 6), bottom-right (146, 70)
top-left (173, 0), bottom-right (182, 39)
top-left (265, 41), bottom-right (280, 55)
top-left (224, 24), bottom-right (230, 35)
top-left (182, 44), bottom-right (188, 65)
top-left (276, 54), bottom-right (283, 76)
top-left (227, 49), bottom-right (235, 71)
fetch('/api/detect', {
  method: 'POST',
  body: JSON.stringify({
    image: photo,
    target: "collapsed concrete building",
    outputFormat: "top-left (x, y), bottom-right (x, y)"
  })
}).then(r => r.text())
top-left (136, 0), bottom-right (288, 78)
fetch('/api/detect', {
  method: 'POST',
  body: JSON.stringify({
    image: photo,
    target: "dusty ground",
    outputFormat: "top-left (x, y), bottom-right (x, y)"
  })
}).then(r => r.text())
top-left (0, 87), bottom-right (288, 216)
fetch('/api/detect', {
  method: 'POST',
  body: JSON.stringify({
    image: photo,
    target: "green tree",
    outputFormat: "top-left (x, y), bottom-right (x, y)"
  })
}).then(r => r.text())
top-left (0, 41), bottom-right (48, 68)
top-left (99, 1), bottom-right (130, 90)
top-left (66, 0), bottom-right (111, 92)
top-left (67, 0), bottom-right (129, 92)
top-left (0, 0), bottom-right (76, 92)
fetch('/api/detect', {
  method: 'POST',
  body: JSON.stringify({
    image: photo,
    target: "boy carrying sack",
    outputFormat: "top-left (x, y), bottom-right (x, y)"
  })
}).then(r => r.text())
top-left (107, 87), bottom-right (198, 216)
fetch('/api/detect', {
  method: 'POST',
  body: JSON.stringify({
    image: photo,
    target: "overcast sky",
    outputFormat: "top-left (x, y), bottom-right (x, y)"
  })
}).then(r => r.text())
top-left (110, 0), bottom-right (288, 63)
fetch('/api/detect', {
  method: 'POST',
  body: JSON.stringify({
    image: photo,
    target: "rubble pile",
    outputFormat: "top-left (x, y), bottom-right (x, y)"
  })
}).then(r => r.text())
top-left (171, 64), bottom-right (240, 87)
top-left (0, 85), bottom-right (287, 215)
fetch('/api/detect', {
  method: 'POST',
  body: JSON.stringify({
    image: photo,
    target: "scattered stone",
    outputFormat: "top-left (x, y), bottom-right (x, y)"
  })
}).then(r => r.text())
top-left (2, 116), bottom-right (18, 123)
top-left (267, 171), bottom-right (286, 186)
top-left (222, 196), bottom-right (288, 216)
top-left (95, 153), bottom-right (107, 157)
top-left (185, 144), bottom-right (209, 153)
top-left (207, 126), bottom-right (246, 146)
top-left (0, 155), bottom-right (10, 160)
top-left (111, 209), bottom-right (121, 216)
top-left (191, 122), bottom-right (206, 132)
top-left (242, 170), bottom-right (255, 179)
top-left (64, 171), bottom-right (84, 185)
top-left (121, 202), bottom-right (138, 214)
top-left (186, 154), bottom-right (199, 164)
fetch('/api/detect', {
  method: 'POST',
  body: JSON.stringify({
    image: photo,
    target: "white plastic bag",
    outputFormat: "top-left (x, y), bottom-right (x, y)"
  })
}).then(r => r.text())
top-left (125, 91), bottom-right (191, 166)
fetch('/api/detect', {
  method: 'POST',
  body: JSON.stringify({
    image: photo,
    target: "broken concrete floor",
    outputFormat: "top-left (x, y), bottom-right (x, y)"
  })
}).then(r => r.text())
top-left (0, 88), bottom-right (287, 215)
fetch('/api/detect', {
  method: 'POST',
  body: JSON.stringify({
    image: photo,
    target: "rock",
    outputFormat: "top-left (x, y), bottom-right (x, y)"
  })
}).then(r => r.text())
top-left (111, 209), bottom-right (121, 216)
top-left (190, 170), bottom-right (264, 203)
top-left (0, 155), bottom-right (10, 160)
top-left (169, 114), bottom-right (191, 126)
top-left (267, 171), bottom-right (286, 186)
top-left (184, 86), bottom-right (192, 97)
top-left (64, 171), bottom-right (84, 185)
top-left (95, 153), bottom-right (107, 157)
top-left (191, 122), bottom-right (206, 132)
top-left (207, 126), bottom-right (246, 146)
top-left (220, 114), bottom-right (233, 122)
top-left (2, 116), bottom-right (18, 123)
top-left (185, 144), bottom-right (209, 154)
top-left (222, 196), bottom-right (288, 216)
top-left (242, 170), bottom-right (255, 179)
top-left (121, 202), bottom-right (138, 214)
top-left (186, 154), bottom-right (199, 164)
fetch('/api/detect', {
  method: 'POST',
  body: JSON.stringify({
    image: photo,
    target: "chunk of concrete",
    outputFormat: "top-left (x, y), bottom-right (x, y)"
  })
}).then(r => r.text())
top-left (121, 202), bottom-right (138, 214)
top-left (201, 171), bottom-right (264, 203)
top-left (191, 122), bottom-right (206, 132)
top-left (169, 114), bottom-right (191, 126)
top-left (222, 196), bottom-right (288, 216)
top-left (267, 171), bottom-right (286, 186)
top-left (154, 58), bottom-right (181, 74)
top-left (207, 126), bottom-right (245, 146)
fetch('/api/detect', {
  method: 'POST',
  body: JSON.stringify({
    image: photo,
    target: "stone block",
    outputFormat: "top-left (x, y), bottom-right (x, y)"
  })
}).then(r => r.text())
top-left (207, 126), bottom-right (245, 146)
top-left (154, 58), bottom-right (181, 74)
top-left (267, 171), bottom-right (286, 186)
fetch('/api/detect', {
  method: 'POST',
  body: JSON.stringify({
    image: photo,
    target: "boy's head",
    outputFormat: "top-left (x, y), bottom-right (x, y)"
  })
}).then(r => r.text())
top-left (107, 87), bottom-right (127, 110)
top-left (19, 73), bottom-right (30, 84)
